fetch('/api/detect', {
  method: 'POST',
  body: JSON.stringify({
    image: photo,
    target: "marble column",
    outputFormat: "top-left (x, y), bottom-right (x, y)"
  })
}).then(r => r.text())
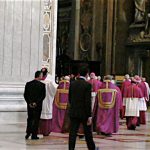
top-left (92, 0), bottom-right (104, 61)
top-left (91, 0), bottom-right (96, 61)
top-left (0, 0), bottom-right (57, 111)
top-left (105, 0), bottom-right (114, 74)
top-left (112, 0), bottom-right (118, 74)
top-left (74, 0), bottom-right (80, 60)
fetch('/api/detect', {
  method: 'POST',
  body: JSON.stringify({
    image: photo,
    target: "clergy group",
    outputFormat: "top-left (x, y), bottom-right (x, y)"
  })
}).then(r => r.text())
top-left (23, 67), bottom-right (149, 140)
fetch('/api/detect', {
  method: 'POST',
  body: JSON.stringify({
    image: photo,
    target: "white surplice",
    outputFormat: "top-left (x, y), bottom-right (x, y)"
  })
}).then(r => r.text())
top-left (40, 75), bottom-right (57, 119)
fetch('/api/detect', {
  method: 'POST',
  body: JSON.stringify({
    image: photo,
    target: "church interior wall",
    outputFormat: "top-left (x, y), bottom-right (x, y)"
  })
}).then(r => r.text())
top-left (143, 57), bottom-right (150, 82)
top-left (114, 0), bottom-right (135, 75)
top-left (57, 0), bottom-right (150, 81)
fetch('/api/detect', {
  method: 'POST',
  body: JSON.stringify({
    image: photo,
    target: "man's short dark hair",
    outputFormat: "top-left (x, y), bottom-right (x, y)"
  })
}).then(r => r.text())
top-left (35, 71), bottom-right (42, 78)
top-left (78, 66), bottom-right (89, 77)
top-left (41, 68), bottom-right (48, 76)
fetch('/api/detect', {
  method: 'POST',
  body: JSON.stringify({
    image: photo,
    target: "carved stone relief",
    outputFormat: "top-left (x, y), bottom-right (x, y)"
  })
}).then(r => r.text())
top-left (43, 0), bottom-right (52, 62)
top-left (42, 0), bottom-right (57, 77)
top-left (79, 0), bottom-right (93, 60)
top-left (128, 0), bottom-right (150, 44)
top-left (134, 0), bottom-right (146, 23)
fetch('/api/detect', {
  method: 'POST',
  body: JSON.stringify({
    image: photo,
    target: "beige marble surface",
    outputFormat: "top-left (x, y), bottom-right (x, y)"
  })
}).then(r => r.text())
top-left (0, 112), bottom-right (150, 150)
top-left (0, 0), bottom-right (43, 112)
top-left (0, 0), bottom-right (58, 112)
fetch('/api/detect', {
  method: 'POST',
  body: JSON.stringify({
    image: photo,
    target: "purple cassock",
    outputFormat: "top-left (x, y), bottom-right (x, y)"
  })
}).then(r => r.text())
top-left (38, 78), bottom-right (57, 136)
top-left (93, 80), bottom-right (122, 135)
top-left (88, 79), bottom-right (101, 92)
top-left (121, 79), bottom-right (131, 119)
top-left (123, 83), bottom-right (144, 129)
top-left (137, 82), bottom-right (147, 125)
top-left (51, 80), bottom-right (70, 133)
top-left (121, 80), bottom-right (131, 97)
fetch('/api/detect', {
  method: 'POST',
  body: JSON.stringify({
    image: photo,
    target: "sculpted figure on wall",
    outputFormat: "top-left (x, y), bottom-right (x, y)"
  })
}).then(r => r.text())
top-left (145, 13), bottom-right (150, 35)
top-left (134, 0), bottom-right (146, 23)
top-left (145, 0), bottom-right (150, 35)
top-left (127, 0), bottom-right (150, 43)
top-left (80, 0), bottom-right (93, 60)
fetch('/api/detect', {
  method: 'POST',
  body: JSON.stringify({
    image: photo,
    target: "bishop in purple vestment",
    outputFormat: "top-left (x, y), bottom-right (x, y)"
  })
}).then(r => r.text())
top-left (93, 75), bottom-right (122, 136)
top-left (51, 77), bottom-right (70, 133)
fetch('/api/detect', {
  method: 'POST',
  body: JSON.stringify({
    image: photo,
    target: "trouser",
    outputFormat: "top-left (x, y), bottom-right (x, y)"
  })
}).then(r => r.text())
top-left (136, 111), bottom-right (146, 126)
top-left (26, 106), bottom-right (41, 137)
top-left (139, 111), bottom-right (146, 125)
top-left (69, 117), bottom-right (95, 150)
top-left (120, 106), bottom-right (126, 119)
top-left (126, 116), bottom-right (138, 130)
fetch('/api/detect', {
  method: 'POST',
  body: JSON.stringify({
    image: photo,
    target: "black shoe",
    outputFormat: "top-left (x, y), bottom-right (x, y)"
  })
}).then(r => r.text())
top-left (101, 132), bottom-right (112, 137)
top-left (43, 134), bottom-right (49, 136)
top-left (25, 134), bottom-right (31, 140)
top-left (31, 136), bottom-right (39, 140)
top-left (128, 127), bottom-right (135, 130)
top-left (105, 133), bottom-right (112, 137)
top-left (100, 132), bottom-right (105, 135)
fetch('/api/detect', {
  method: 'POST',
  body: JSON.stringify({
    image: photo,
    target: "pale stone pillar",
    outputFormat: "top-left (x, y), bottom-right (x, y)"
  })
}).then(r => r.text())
top-left (0, 0), bottom-right (57, 111)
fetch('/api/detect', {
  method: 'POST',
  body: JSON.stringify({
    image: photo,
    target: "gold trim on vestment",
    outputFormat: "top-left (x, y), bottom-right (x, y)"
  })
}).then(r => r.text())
top-left (54, 89), bottom-right (69, 110)
top-left (97, 81), bottom-right (117, 109)
top-left (59, 80), bottom-right (70, 89)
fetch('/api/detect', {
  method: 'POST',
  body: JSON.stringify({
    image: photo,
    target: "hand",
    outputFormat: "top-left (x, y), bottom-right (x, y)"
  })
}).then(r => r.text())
top-left (32, 103), bottom-right (37, 107)
top-left (29, 103), bottom-right (37, 108)
top-left (87, 117), bottom-right (92, 126)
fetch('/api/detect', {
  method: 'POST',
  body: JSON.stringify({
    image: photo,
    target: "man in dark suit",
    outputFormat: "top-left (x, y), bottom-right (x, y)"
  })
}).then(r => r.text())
top-left (68, 66), bottom-right (96, 150)
top-left (24, 71), bottom-right (46, 140)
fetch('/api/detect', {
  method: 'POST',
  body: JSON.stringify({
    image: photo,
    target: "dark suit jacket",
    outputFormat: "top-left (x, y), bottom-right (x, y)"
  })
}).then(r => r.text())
top-left (24, 80), bottom-right (46, 110)
top-left (69, 78), bottom-right (92, 120)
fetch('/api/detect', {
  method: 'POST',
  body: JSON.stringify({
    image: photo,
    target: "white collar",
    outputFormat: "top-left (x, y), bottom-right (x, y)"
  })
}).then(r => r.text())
top-left (80, 76), bottom-right (86, 80)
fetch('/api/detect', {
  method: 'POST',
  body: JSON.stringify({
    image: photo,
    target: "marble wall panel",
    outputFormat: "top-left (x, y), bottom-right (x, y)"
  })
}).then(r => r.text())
top-left (3, 1), bottom-right (14, 79)
top-left (21, 0), bottom-right (32, 81)
top-left (0, 0), bottom-right (43, 82)
top-left (29, 0), bottom-right (41, 77)
top-left (11, 0), bottom-right (23, 80)
top-left (0, 1), bottom-right (5, 76)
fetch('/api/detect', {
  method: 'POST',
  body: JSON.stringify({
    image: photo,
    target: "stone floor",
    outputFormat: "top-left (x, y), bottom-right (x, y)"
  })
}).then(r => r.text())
top-left (0, 112), bottom-right (150, 150)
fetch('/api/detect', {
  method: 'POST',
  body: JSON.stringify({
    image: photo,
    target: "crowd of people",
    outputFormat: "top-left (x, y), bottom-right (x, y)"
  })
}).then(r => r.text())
top-left (23, 66), bottom-right (150, 150)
